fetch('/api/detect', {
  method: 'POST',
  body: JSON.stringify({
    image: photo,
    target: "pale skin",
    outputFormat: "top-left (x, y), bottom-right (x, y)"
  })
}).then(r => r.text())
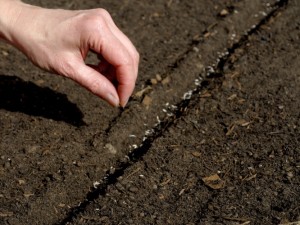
top-left (0, 0), bottom-right (139, 107)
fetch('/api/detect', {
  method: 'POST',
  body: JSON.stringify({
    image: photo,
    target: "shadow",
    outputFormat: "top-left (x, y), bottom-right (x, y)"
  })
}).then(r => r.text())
top-left (0, 75), bottom-right (85, 126)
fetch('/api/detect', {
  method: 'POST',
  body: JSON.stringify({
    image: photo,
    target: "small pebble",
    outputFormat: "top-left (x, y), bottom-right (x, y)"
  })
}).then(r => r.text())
top-left (219, 9), bottom-right (229, 16)
top-left (150, 78), bottom-right (158, 85)
top-left (105, 143), bottom-right (117, 155)
top-left (156, 74), bottom-right (162, 81)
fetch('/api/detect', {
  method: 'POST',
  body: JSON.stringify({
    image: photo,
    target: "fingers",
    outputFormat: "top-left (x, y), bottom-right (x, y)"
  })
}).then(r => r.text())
top-left (88, 10), bottom-right (139, 107)
top-left (72, 60), bottom-right (120, 107)
top-left (97, 10), bottom-right (139, 76)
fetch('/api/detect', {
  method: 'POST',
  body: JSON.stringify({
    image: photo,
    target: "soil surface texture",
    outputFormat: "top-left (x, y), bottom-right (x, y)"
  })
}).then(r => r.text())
top-left (0, 0), bottom-right (299, 225)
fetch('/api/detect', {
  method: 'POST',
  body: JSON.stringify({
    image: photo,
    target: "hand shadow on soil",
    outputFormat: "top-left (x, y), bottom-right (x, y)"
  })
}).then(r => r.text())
top-left (0, 75), bottom-right (85, 126)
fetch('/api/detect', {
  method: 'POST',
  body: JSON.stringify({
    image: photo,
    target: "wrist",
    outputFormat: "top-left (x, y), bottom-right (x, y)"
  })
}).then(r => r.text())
top-left (0, 0), bottom-right (45, 55)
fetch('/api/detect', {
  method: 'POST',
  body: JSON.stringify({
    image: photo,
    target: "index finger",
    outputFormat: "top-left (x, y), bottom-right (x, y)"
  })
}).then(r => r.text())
top-left (89, 24), bottom-right (137, 107)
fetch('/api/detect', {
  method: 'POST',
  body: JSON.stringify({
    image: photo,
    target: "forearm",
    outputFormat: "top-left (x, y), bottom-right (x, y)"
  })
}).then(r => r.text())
top-left (0, 0), bottom-right (23, 43)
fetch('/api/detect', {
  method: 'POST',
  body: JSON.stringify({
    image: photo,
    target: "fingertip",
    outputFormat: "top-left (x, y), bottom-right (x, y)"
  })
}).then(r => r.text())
top-left (72, 63), bottom-right (120, 107)
top-left (119, 96), bottom-right (129, 108)
top-left (106, 92), bottom-right (120, 107)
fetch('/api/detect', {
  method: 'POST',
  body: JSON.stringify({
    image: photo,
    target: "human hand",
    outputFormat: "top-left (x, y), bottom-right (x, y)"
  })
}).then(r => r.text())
top-left (1, 1), bottom-right (139, 107)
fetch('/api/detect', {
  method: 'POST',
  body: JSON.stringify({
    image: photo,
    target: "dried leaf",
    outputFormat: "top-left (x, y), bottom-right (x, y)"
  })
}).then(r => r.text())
top-left (161, 76), bottom-right (171, 85)
top-left (202, 174), bottom-right (225, 189)
top-left (134, 86), bottom-right (152, 98)
top-left (235, 119), bottom-right (251, 127)
top-left (142, 95), bottom-right (152, 107)
top-left (191, 151), bottom-right (201, 157)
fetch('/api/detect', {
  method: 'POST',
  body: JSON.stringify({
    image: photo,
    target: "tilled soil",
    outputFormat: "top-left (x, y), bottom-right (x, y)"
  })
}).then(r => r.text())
top-left (0, 0), bottom-right (299, 225)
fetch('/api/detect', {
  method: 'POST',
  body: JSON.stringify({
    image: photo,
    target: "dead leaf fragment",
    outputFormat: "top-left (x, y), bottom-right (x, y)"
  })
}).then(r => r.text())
top-left (191, 151), bottom-right (201, 157)
top-left (134, 86), bottom-right (152, 98)
top-left (150, 78), bottom-right (158, 85)
top-left (200, 91), bottom-right (211, 98)
top-left (235, 119), bottom-right (251, 127)
top-left (202, 174), bottom-right (225, 189)
top-left (142, 95), bottom-right (152, 107)
top-left (226, 124), bottom-right (236, 136)
top-left (161, 76), bottom-right (171, 85)
top-left (227, 94), bottom-right (237, 100)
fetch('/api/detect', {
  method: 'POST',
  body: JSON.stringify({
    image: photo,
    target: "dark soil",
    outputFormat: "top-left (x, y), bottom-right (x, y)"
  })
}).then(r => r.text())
top-left (0, 0), bottom-right (299, 225)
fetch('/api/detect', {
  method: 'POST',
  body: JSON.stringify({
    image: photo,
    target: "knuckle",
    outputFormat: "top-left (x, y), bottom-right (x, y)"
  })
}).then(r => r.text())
top-left (81, 12), bottom-right (108, 31)
top-left (89, 79), bottom-right (105, 95)
top-left (56, 58), bottom-right (77, 78)
top-left (95, 8), bottom-right (111, 19)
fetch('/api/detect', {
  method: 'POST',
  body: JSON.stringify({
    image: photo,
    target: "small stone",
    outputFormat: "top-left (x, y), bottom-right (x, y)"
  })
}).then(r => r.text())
top-left (105, 143), bottom-right (117, 154)
top-left (219, 9), bottom-right (229, 16)
top-left (129, 187), bottom-right (139, 193)
top-left (18, 180), bottom-right (26, 185)
top-left (156, 74), bottom-right (162, 81)
top-left (192, 47), bottom-right (199, 52)
top-left (150, 78), bottom-right (158, 85)
top-left (287, 172), bottom-right (294, 178)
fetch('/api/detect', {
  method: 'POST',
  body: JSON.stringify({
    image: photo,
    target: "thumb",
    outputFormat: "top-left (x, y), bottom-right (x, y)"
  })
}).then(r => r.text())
top-left (70, 62), bottom-right (120, 107)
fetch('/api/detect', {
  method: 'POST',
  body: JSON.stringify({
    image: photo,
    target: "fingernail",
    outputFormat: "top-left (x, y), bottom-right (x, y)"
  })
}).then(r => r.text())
top-left (107, 93), bottom-right (119, 107)
top-left (120, 97), bottom-right (129, 108)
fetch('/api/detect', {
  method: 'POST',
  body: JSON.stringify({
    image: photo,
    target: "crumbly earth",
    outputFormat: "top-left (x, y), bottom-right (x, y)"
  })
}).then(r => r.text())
top-left (0, 0), bottom-right (299, 225)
